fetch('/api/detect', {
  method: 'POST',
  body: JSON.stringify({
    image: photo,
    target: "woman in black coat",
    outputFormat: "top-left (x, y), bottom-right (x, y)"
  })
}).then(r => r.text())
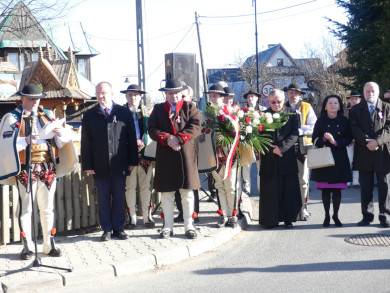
top-left (311, 95), bottom-right (352, 227)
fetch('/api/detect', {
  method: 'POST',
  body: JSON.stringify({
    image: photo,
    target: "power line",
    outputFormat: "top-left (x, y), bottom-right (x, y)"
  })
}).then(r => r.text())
top-left (200, 3), bottom-right (335, 26)
top-left (199, 0), bottom-right (320, 19)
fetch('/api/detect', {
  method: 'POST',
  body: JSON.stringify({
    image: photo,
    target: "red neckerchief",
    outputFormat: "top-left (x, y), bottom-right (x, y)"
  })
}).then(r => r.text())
top-left (164, 100), bottom-right (184, 135)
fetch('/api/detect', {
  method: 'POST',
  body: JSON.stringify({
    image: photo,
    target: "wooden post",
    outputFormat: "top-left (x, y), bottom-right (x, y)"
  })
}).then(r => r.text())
top-left (56, 178), bottom-right (65, 232)
top-left (88, 174), bottom-right (97, 226)
top-left (1, 185), bottom-right (10, 245)
top-left (72, 168), bottom-right (81, 230)
top-left (64, 174), bottom-right (73, 230)
top-left (12, 185), bottom-right (20, 242)
top-left (80, 171), bottom-right (89, 227)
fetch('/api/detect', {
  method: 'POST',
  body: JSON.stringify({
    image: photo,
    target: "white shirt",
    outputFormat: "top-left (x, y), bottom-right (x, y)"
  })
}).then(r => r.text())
top-left (100, 101), bottom-right (113, 115)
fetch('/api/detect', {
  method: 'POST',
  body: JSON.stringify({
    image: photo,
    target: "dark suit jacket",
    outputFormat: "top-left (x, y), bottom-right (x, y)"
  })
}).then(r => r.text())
top-left (81, 103), bottom-right (138, 178)
top-left (350, 99), bottom-right (390, 172)
top-left (260, 107), bottom-right (299, 177)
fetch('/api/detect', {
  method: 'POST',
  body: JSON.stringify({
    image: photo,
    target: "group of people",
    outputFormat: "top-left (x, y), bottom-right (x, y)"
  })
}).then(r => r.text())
top-left (1, 78), bottom-right (390, 261)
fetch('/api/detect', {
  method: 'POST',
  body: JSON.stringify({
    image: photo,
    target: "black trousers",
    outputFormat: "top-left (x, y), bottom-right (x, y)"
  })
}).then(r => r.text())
top-left (175, 190), bottom-right (199, 215)
top-left (359, 171), bottom-right (390, 222)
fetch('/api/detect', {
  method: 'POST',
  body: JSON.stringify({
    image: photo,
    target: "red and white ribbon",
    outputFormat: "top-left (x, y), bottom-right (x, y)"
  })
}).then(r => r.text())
top-left (221, 106), bottom-right (240, 180)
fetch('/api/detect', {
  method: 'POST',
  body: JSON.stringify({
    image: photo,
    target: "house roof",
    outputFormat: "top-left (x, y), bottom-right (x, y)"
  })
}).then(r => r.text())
top-left (44, 21), bottom-right (99, 57)
top-left (243, 43), bottom-right (298, 68)
top-left (207, 68), bottom-right (244, 84)
top-left (0, 1), bottom-right (66, 60)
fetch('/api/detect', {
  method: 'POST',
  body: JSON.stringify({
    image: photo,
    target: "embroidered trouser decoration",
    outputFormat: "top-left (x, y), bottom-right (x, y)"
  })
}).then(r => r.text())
top-left (17, 163), bottom-right (57, 190)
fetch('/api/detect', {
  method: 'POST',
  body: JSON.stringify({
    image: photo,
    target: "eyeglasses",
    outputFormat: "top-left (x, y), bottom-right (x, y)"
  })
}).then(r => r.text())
top-left (270, 100), bottom-right (283, 104)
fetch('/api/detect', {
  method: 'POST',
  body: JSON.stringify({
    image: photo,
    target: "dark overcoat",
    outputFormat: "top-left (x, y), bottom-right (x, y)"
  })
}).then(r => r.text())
top-left (81, 103), bottom-right (138, 178)
top-left (259, 107), bottom-right (302, 226)
top-left (148, 100), bottom-right (201, 192)
top-left (310, 115), bottom-right (352, 183)
top-left (349, 99), bottom-right (390, 172)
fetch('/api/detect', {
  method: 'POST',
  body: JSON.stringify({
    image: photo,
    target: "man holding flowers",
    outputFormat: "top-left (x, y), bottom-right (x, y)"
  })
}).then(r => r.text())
top-left (259, 89), bottom-right (302, 229)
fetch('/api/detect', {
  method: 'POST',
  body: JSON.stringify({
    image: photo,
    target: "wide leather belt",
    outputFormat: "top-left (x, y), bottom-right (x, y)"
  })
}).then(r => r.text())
top-left (31, 143), bottom-right (50, 163)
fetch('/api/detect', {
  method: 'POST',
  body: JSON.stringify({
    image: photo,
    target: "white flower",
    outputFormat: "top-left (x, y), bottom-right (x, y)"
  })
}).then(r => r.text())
top-left (240, 135), bottom-right (246, 141)
top-left (252, 118), bottom-right (260, 126)
top-left (249, 107), bottom-right (254, 112)
top-left (272, 113), bottom-right (280, 119)
top-left (218, 110), bottom-right (225, 116)
top-left (237, 110), bottom-right (244, 118)
top-left (264, 112), bottom-right (272, 119)
top-left (253, 111), bottom-right (260, 119)
top-left (246, 125), bottom-right (253, 134)
top-left (266, 116), bottom-right (273, 124)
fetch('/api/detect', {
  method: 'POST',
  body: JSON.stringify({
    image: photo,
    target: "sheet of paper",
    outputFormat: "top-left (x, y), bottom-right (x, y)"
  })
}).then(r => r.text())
top-left (38, 118), bottom-right (65, 139)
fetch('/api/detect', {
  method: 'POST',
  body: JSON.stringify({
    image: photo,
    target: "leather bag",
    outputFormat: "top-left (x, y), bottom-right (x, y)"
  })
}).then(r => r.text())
top-left (307, 138), bottom-right (335, 169)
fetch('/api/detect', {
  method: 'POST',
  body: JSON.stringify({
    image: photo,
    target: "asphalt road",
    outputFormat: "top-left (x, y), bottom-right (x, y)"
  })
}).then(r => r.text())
top-left (50, 179), bottom-right (390, 293)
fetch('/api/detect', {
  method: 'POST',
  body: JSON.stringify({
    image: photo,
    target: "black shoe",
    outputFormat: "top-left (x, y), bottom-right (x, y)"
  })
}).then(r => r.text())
top-left (185, 230), bottom-right (197, 239)
top-left (174, 214), bottom-right (184, 223)
top-left (100, 231), bottom-right (111, 241)
top-left (357, 219), bottom-right (371, 226)
top-left (284, 222), bottom-right (293, 229)
top-left (228, 216), bottom-right (238, 228)
top-left (380, 220), bottom-right (390, 228)
top-left (194, 217), bottom-right (200, 223)
top-left (332, 215), bottom-right (343, 227)
top-left (144, 221), bottom-right (155, 228)
top-left (20, 250), bottom-right (34, 260)
top-left (160, 230), bottom-right (173, 239)
top-left (125, 223), bottom-right (136, 229)
top-left (216, 215), bottom-right (228, 228)
top-left (323, 215), bottom-right (330, 227)
top-left (48, 248), bottom-right (62, 257)
top-left (112, 231), bottom-right (128, 240)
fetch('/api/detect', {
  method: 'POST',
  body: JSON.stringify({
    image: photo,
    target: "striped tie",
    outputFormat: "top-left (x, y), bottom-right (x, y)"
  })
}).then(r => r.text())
top-left (369, 105), bottom-right (375, 120)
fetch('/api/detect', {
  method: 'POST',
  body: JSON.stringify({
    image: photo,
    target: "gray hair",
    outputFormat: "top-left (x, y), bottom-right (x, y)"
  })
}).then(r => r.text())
top-left (269, 89), bottom-right (284, 100)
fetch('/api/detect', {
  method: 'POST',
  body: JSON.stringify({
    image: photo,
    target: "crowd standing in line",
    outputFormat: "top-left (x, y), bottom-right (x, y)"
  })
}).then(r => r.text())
top-left (2, 79), bottom-right (390, 261)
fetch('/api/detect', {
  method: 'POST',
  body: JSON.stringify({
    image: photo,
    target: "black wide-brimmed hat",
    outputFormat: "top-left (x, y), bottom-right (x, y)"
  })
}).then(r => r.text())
top-left (346, 90), bottom-right (362, 99)
top-left (16, 84), bottom-right (46, 98)
top-left (120, 84), bottom-right (146, 94)
top-left (283, 83), bottom-right (306, 95)
top-left (244, 89), bottom-right (261, 99)
top-left (223, 87), bottom-right (235, 97)
top-left (159, 79), bottom-right (188, 92)
top-left (204, 84), bottom-right (226, 95)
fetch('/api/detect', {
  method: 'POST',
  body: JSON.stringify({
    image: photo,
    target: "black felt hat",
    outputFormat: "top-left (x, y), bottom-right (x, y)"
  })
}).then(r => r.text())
top-left (159, 79), bottom-right (188, 92)
top-left (283, 83), bottom-right (306, 95)
top-left (16, 84), bottom-right (46, 98)
top-left (223, 87), bottom-right (235, 97)
top-left (204, 84), bottom-right (226, 95)
top-left (346, 90), bottom-right (362, 99)
top-left (120, 84), bottom-right (146, 94)
top-left (243, 89), bottom-right (261, 99)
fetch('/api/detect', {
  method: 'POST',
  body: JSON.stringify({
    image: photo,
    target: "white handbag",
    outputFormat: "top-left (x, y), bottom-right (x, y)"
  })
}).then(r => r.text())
top-left (307, 138), bottom-right (335, 169)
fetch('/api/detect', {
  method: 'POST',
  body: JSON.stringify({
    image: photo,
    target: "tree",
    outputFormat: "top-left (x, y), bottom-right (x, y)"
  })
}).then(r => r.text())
top-left (328, 0), bottom-right (390, 92)
top-left (300, 35), bottom-right (352, 104)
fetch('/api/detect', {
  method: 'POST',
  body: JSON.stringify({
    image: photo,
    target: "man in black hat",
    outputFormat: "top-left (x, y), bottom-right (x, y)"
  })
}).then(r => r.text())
top-left (148, 79), bottom-right (201, 239)
top-left (81, 82), bottom-right (138, 241)
top-left (223, 87), bottom-right (235, 108)
top-left (383, 87), bottom-right (390, 102)
top-left (241, 89), bottom-right (263, 194)
top-left (284, 83), bottom-right (317, 221)
top-left (0, 84), bottom-right (74, 259)
top-left (206, 84), bottom-right (241, 228)
top-left (345, 90), bottom-right (362, 188)
top-left (121, 84), bottom-right (155, 228)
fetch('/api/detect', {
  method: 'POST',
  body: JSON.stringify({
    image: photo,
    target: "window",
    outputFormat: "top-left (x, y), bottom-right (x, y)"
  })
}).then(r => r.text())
top-left (277, 59), bottom-right (284, 67)
top-left (77, 58), bottom-right (86, 76)
top-left (8, 53), bottom-right (19, 69)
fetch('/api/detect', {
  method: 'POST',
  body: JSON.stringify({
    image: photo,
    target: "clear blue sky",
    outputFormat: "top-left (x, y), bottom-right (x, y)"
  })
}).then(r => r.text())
top-left (67, 0), bottom-right (347, 100)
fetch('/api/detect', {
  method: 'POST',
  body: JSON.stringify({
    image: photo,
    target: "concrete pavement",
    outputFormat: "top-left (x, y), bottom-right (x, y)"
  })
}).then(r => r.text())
top-left (0, 191), bottom-right (252, 293)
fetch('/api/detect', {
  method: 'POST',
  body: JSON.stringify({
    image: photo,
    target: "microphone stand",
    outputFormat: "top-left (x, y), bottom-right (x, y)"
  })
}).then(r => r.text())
top-left (1, 112), bottom-right (71, 278)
